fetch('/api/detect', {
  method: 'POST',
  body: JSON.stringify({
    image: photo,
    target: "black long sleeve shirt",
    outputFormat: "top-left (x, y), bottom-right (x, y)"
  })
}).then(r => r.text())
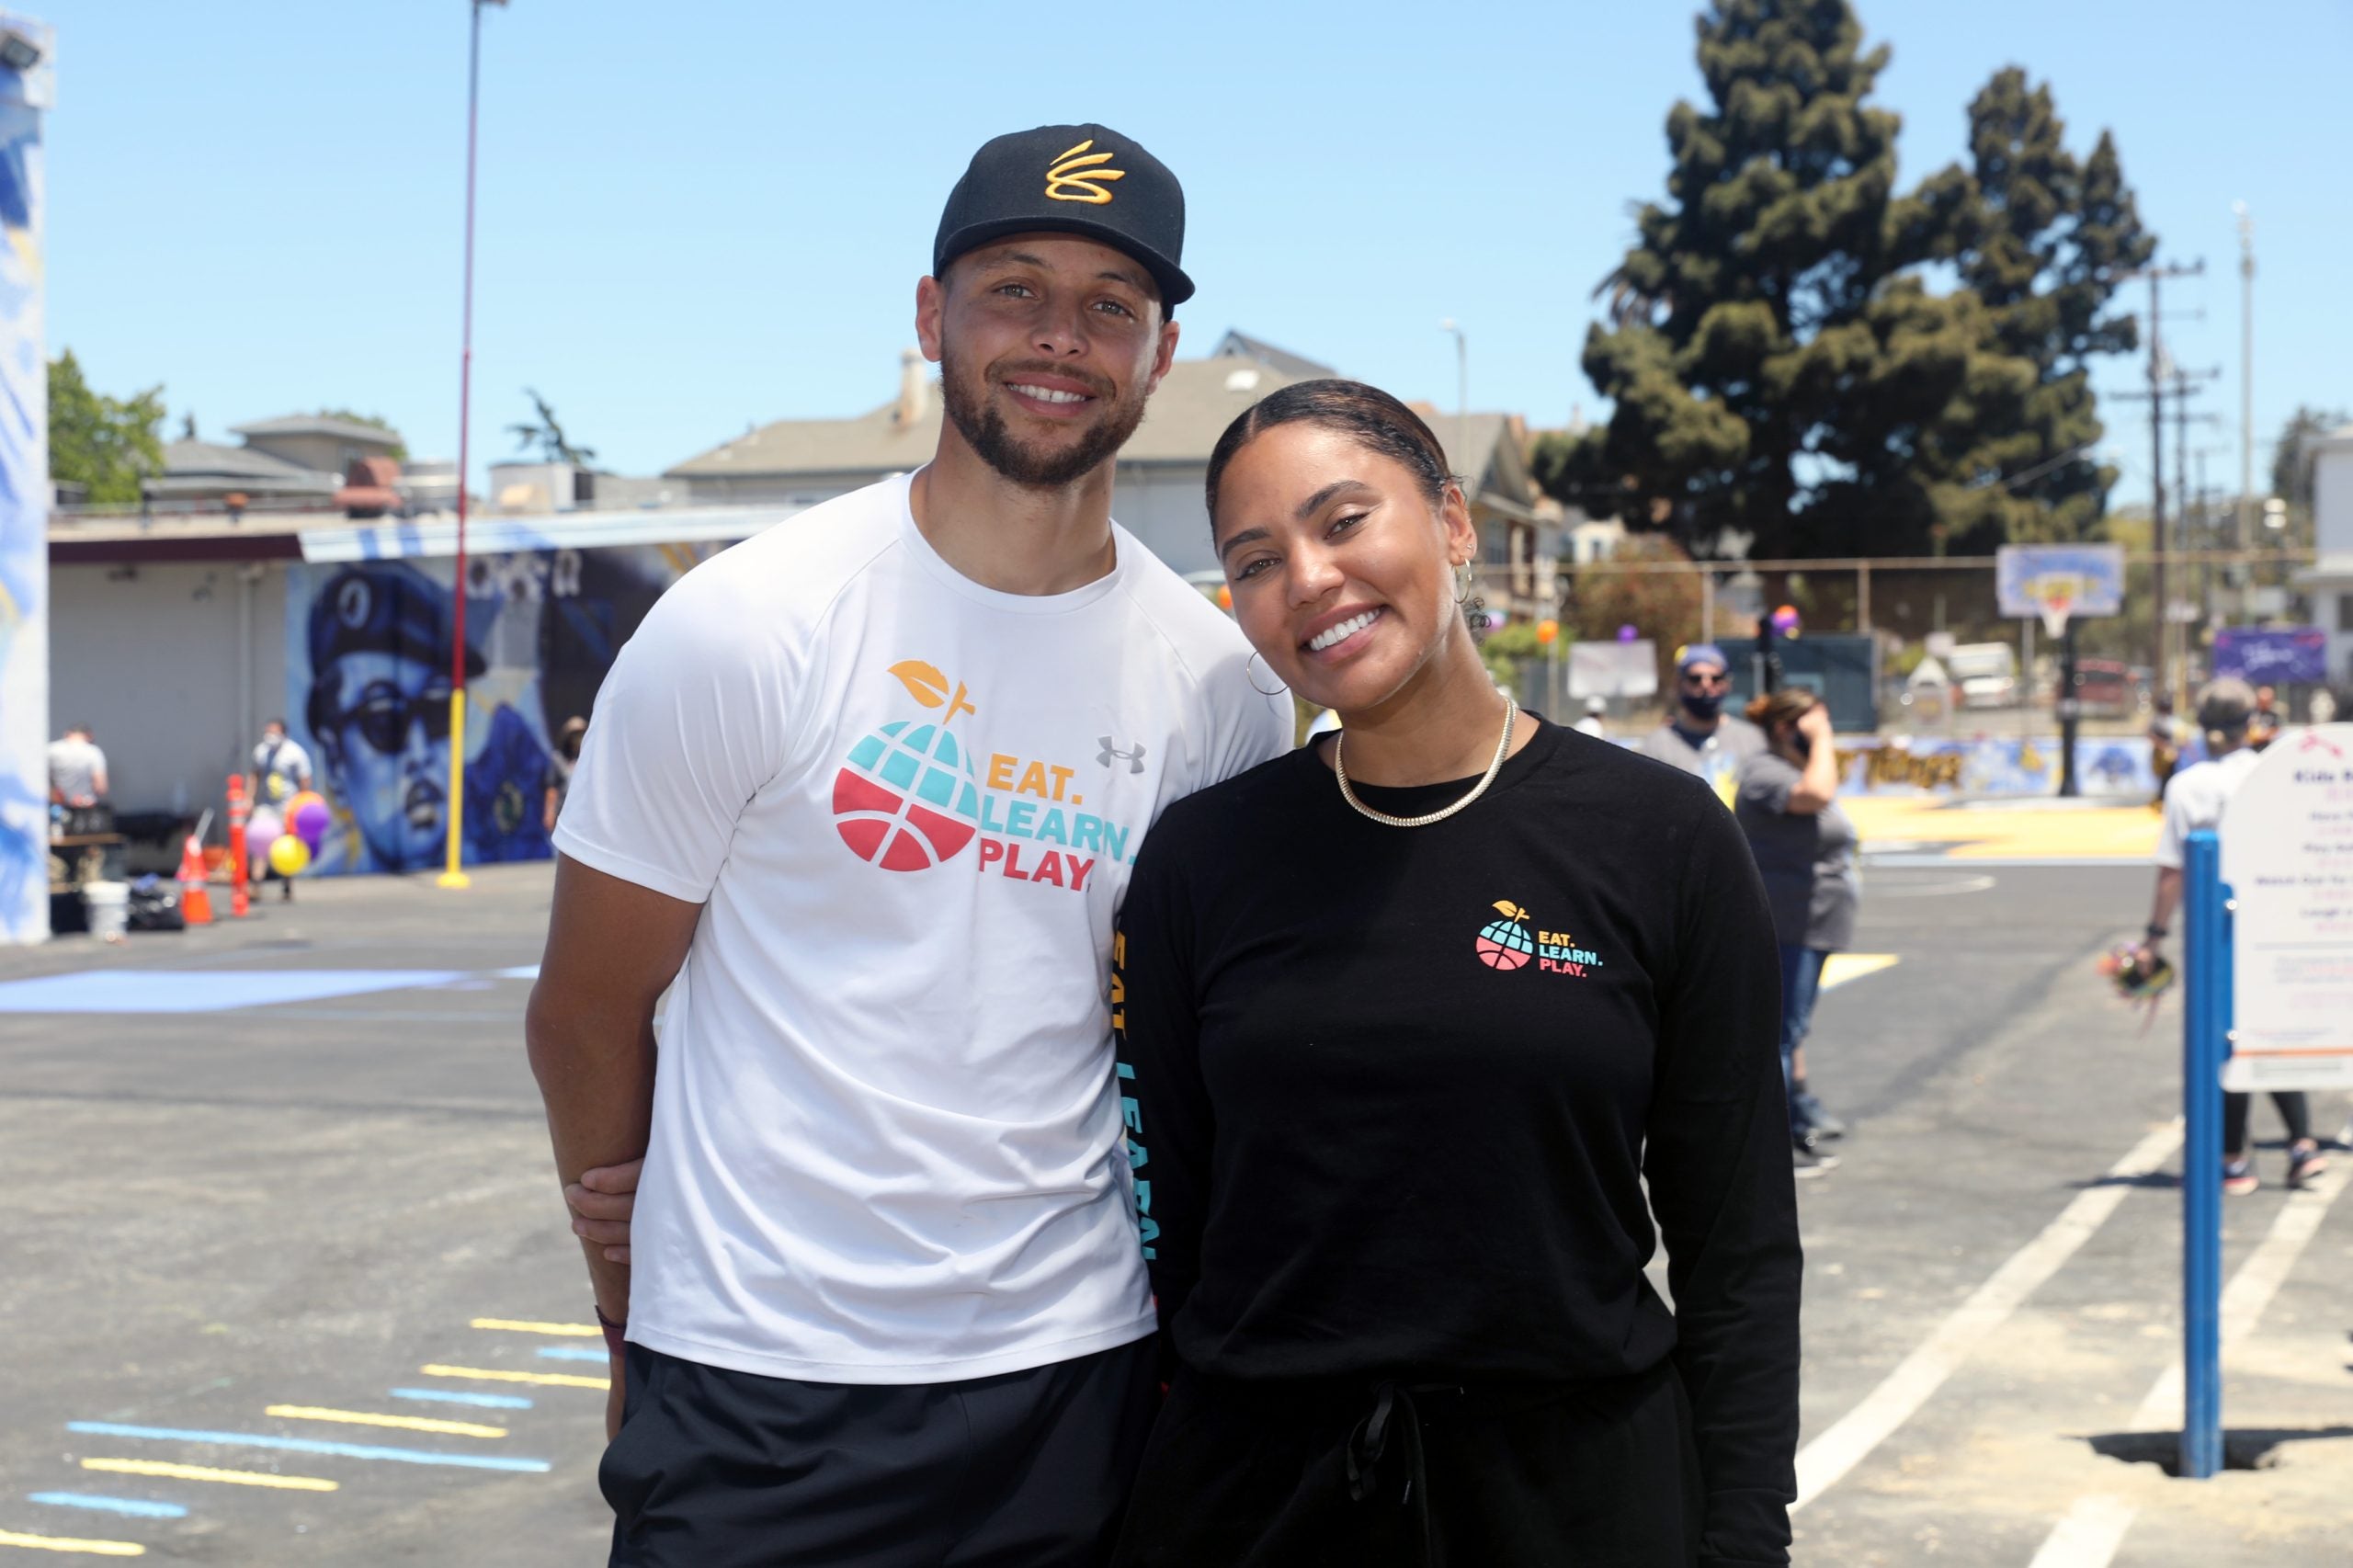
top-left (1114, 719), bottom-right (1800, 1567)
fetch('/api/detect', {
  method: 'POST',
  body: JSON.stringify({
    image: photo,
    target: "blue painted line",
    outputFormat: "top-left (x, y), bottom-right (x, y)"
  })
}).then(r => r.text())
top-left (0, 970), bottom-right (467, 1015)
top-left (535, 1346), bottom-right (608, 1362)
top-left (29, 1493), bottom-right (189, 1519)
top-left (390, 1388), bottom-right (533, 1410)
top-left (65, 1421), bottom-right (551, 1474)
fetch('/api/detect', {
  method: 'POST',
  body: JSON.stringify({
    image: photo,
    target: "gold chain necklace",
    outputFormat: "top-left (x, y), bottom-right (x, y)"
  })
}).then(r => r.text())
top-left (1334, 699), bottom-right (1518, 829)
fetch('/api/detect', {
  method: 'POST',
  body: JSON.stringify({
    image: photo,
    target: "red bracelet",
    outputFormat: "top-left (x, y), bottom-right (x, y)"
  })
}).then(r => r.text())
top-left (595, 1304), bottom-right (626, 1357)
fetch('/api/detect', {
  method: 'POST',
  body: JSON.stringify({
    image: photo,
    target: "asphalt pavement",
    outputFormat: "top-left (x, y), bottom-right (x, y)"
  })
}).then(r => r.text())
top-left (3, 848), bottom-right (2348, 1565)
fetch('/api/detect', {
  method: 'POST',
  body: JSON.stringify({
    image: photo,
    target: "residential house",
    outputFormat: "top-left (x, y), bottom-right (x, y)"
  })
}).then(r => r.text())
top-left (668, 335), bottom-right (1560, 610)
top-left (142, 414), bottom-right (407, 513)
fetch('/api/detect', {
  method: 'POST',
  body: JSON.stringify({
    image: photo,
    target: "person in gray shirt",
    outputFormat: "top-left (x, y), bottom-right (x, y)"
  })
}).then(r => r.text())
top-left (1636, 643), bottom-right (1766, 805)
top-left (1734, 687), bottom-right (1857, 1176)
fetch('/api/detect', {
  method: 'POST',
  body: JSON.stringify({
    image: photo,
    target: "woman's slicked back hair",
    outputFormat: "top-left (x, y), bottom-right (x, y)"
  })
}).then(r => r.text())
top-left (1204, 379), bottom-right (1454, 524)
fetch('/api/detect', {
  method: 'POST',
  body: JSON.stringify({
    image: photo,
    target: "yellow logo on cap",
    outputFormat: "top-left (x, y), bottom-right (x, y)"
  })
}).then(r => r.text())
top-left (1044, 140), bottom-right (1124, 205)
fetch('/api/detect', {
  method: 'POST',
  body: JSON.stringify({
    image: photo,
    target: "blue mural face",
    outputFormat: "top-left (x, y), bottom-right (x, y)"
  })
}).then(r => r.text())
top-left (313, 648), bottom-right (455, 871)
top-left (287, 546), bottom-right (685, 875)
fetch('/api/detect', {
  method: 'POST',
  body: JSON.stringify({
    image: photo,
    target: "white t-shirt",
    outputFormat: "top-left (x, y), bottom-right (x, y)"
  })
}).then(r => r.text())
top-left (554, 472), bottom-right (1291, 1384)
top-left (2154, 746), bottom-right (2263, 869)
top-left (252, 737), bottom-right (313, 801)
top-left (48, 737), bottom-right (107, 802)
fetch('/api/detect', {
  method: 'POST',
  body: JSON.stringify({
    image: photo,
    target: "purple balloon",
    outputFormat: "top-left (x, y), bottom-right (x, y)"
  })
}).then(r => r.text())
top-left (292, 799), bottom-right (332, 846)
top-left (1617, 623), bottom-right (1638, 642)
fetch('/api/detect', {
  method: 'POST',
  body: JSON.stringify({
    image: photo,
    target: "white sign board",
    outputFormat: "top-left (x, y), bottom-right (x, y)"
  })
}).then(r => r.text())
top-left (1566, 639), bottom-right (1658, 700)
top-left (2220, 724), bottom-right (2353, 1090)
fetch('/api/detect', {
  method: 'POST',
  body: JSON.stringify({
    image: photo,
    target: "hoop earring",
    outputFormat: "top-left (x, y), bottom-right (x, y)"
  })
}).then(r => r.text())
top-left (1245, 651), bottom-right (1287, 698)
top-left (1453, 561), bottom-right (1474, 606)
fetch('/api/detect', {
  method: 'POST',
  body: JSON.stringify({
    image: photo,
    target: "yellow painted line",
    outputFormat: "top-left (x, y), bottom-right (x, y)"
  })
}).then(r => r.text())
top-left (0, 1530), bottom-right (144, 1558)
top-left (265, 1404), bottom-right (506, 1439)
top-left (1822, 953), bottom-right (1900, 991)
top-left (421, 1363), bottom-right (608, 1390)
top-left (469, 1317), bottom-right (599, 1337)
top-left (81, 1457), bottom-right (337, 1493)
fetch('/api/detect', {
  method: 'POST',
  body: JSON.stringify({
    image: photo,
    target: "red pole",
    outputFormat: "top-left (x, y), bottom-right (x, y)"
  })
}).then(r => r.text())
top-left (227, 775), bottom-right (249, 918)
top-left (439, 0), bottom-right (491, 890)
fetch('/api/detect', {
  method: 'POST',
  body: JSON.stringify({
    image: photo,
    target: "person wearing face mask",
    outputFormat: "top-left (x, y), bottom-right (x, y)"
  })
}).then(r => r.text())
top-left (1107, 381), bottom-right (1798, 1566)
top-left (1637, 643), bottom-right (1766, 805)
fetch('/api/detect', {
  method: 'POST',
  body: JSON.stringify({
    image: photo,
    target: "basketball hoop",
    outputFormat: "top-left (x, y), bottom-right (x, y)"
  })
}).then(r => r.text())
top-left (2023, 573), bottom-right (2081, 642)
top-left (2039, 594), bottom-right (2072, 642)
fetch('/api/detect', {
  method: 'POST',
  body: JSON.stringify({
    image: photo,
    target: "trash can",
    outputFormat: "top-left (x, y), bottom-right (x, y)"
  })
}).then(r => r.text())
top-left (83, 880), bottom-right (130, 942)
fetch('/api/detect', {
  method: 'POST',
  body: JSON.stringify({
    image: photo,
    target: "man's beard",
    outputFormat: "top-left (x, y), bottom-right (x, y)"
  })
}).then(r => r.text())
top-left (938, 348), bottom-right (1148, 489)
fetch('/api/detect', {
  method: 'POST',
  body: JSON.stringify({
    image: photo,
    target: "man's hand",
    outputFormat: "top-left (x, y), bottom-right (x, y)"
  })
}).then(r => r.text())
top-left (565, 1159), bottom-right (643, 1265)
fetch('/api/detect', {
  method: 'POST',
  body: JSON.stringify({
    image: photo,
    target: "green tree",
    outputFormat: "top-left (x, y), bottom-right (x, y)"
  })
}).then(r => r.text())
top-left (1535, 5), bottom-right (2149, 560)
top-left (2270, 404), bottom-right (2346, 512)
top-left (1923, 70), bottom-right (2153, 542)
top-left (48, 350), bottom-right (165, 505)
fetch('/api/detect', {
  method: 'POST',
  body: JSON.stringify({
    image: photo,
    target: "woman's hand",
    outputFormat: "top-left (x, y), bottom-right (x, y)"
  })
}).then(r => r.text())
top-left (1797, 705), bottom-right (1833, 744)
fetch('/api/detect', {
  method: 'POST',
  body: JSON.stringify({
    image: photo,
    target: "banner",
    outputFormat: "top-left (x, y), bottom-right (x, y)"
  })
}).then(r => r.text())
top-left (0, 20), bottom-right (49, 940)
top-left (2212, 626), bottom-right (2327, 686)
top-left (284, 545), bottom-right (704, 875)
top-left (1833, 734), bottom-right (2156, 799)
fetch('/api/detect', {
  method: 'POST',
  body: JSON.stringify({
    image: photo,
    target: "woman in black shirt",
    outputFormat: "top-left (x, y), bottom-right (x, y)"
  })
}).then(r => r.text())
top-left (1110, 381), bottom-right (1799, 1567)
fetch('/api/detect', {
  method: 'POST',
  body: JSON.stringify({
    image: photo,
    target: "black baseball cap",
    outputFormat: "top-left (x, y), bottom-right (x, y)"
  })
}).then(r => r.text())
top-left (933, 122), bottom-right (1194, 307)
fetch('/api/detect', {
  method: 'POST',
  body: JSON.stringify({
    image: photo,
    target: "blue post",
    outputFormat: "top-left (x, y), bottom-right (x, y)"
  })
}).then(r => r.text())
top-left (2180, 828), bottom-right (2226, 1479)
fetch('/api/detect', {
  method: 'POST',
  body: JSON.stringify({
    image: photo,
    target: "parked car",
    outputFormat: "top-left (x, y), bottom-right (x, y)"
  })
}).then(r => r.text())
top-left (2069, 658), bottom-right (2142, 718)
top-left (1946, 642), bottom-right (2019, 710)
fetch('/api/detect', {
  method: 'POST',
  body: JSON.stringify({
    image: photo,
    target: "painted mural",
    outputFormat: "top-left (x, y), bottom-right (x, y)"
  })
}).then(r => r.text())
top-left (0, 21), bottom-right (48, 940)
top-left (1834, 735), bottom-right (2156, 798)
top-left (284, 544), bottom-right (703, 875)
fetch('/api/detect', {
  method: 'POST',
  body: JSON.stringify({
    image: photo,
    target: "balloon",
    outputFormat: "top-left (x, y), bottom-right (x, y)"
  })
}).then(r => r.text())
top-left (1617, 623), bottom-right (1639, 642)
top-left (268, 833), bottom-right (312, 878)
top-left (291, 799), bottom-right (332, 846)
top-left (247, 808), bottom-right (282, 862)
top-left (285, 790), bottom-right (326, 824)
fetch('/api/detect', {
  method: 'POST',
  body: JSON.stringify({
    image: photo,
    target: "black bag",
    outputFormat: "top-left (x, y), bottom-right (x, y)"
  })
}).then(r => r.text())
top-left (126, 876), bottom-right (184, 933)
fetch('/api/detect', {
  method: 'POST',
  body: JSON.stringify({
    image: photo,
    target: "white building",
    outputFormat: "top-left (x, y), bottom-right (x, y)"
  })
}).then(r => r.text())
top-left (2301, 420), bottom-right (2353, 687)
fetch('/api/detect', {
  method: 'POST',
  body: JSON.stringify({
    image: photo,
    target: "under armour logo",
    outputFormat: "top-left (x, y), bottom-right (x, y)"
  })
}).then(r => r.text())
top-left (1045, 140), bottom-right (1124, 205)
top-left (1098, 737), bottom-right (1145, 774)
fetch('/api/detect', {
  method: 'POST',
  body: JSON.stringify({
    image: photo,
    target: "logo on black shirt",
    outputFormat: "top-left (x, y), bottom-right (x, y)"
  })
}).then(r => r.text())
top-left (1475, 899), bottom-right (1604, 978)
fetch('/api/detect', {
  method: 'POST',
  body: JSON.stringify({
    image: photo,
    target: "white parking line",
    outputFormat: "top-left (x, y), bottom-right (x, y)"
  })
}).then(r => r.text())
top-left (1792, 1119), bottom-right (2184, 1513)
top-left (2025, 1159), bottom-right (2350, 1566)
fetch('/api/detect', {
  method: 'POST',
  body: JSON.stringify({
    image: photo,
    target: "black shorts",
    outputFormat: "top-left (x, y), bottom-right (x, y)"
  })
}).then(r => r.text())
top-left (1110, 1358), bottom-right (1704, 1568)
top-left (601, 1337), bottom-right (1159, 1568)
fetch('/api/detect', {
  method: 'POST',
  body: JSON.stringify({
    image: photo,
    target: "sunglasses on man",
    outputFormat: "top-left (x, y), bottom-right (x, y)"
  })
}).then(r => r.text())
top-left (1680, 670), bottom-right (1730, 689)
top-left (330, 684), bottom-right (454, 755)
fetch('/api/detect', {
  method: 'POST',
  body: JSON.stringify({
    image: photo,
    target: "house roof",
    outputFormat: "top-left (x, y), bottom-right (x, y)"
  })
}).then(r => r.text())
top-left (1210, 331), bottom-right (1336, 380)
top-left (227, 414), bottom-right (406, 447)
top-left (665, 352), bottom-right (1334, 482)
top-left (148, 439), bottom-right (339, 495)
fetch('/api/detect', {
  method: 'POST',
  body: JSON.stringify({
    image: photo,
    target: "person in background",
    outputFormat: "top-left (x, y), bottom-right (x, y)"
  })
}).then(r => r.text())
top-left (1735, 687), bottom-right (1857, 1177)
top-left (47, 724), bottom-right (110, 836)
top-left (544, 716), bottom-right (587, 834)
top-left (2138, 678), bottom-right (2326, 1193)
top-left (1637, 642), bottom-right (1764, 804)
top-left (2249, 684), bottom-right (2282, 750)
top-left (2146, 696), bottom-right (2188, 800)
top-left (250, 718), bottom-right (313, 808)
top-left (1574, 694), bottom-right (1609, 738)
top-left (2308, 686), bottom-right (2337, 726)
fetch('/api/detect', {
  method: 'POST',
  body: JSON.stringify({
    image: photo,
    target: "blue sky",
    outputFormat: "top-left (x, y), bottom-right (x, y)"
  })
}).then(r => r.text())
top-left (35, 0), bottom-right (2353, 507)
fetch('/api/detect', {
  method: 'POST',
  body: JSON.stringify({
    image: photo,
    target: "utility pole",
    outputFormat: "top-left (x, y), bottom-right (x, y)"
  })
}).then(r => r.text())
top-left (2234, 202), bottom-right (2256, 619)
top-left (2117, 260), bottom-right (2205, 707)
top-left (2170, 369), bottom-right (2222, 693)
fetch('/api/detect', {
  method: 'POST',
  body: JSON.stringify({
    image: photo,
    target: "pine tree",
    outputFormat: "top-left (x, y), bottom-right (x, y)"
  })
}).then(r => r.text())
top-left (1536, 6), bottom-right (2151, 558)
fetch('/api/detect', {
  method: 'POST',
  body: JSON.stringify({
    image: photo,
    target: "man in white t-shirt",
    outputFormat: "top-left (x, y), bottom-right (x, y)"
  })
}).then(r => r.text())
top-left (2141, 677), bottom-right (2325, 1195)
top-left (528, 123), bottom-right (1290, 1567)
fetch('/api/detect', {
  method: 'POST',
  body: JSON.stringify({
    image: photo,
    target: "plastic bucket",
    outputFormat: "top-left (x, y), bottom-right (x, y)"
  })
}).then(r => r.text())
top-left (83, 881), bottom-right (130, 941)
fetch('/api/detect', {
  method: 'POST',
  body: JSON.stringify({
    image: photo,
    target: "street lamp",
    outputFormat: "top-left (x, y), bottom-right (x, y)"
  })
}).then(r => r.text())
top-left (440, 0), bottom-right (507, 892)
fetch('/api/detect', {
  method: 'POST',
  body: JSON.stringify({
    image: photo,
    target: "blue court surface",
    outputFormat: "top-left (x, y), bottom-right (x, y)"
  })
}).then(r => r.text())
top-left (0, 969), bottom-right (469, 1014)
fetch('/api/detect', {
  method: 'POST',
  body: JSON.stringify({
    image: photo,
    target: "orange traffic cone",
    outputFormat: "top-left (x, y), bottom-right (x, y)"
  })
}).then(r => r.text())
top-left (178, 834), bottom-right (213, 926)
